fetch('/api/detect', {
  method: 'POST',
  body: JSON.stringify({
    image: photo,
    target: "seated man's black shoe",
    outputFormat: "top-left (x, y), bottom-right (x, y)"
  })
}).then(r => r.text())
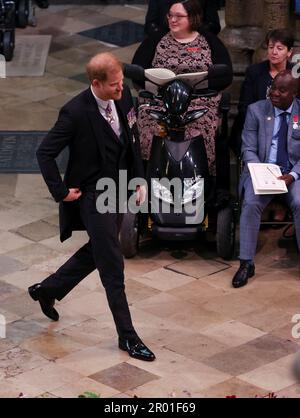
top-left (119, 338), bottom-right (155, 361)
top-left (28, 284), bottom-right (59, 321)
top-left (35, 0), bottom-right (49, 8)
top-left (232, 262), bottom-right (255, 288)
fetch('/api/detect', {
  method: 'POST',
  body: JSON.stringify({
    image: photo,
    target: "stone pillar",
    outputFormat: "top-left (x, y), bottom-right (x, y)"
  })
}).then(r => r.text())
top-left (263, 0), bottom-right (290, 31)
top-left (219, 0), bottom-right (265, 103)
top-left (253, 0), bottom-right (292, 62)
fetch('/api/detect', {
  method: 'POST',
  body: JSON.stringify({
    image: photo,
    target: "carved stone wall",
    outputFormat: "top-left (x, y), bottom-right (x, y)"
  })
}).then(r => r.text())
top-left (263, 0), bottom-right (290, 31)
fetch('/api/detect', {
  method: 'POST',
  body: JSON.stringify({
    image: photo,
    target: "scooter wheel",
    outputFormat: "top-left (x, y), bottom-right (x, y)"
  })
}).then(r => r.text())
top-left (120, 212), bottom-right (140, 258)
top-left (16, 0), bottom-right (29, 28)
top-left (216, 205), bottom-right (235, 260)
top-left (2, 31), bottom-right (15, 62)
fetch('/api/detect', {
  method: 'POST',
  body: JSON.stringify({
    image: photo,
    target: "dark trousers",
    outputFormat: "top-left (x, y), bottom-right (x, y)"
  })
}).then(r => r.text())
top-left (41, 191), bottom-right (138, 341)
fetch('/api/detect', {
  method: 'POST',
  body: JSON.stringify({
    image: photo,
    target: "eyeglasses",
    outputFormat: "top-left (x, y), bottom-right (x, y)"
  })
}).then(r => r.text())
top-left (166, 13), bottom-right (188, 21)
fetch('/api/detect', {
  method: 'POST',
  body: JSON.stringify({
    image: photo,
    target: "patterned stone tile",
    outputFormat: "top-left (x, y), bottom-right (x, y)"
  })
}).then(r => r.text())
top-left (0, 281), bottom-right (23, 301)
top-left (237, 306), bottom-right (295, 333)
top-left (0, 339), bottom-right (18, 355)
top-left (89, 362), bottom-right (160, 392)
top-left (0, 255), bottom-right (27, 278)
top-left (277, 383), bottom-right (300, 398)
top-left (5, 243), bottom-right (62, 267)
top-left (1, 267), bottom-right (47, 291)
top-left (202, 345), bottom-right (265, 376)
top-left (135, 267), bottom-right (196, 292)
top-left (0, 347), bottom-right (49, 380)
top-left (270, 323), bottom-right (300, 346)
top-left (0, 308), bottom-right (21, 325)
top-left (167, 258), bottom-right (231, 279)
top-left (0, 174), bottom-right (18, 196)
top-left (0, 380), bottom-right (43, 398)
top-left (20, 333), bottom-right (87, 361)
top-left (59, 291), bottom-right (110, 319)
top-left (126, 362), bottom-right (230, 398)
top-left (123, 278), bottom-right (160, 304)
top-left (57, 345), bottom-right (127, 376)
top-left (166, 304), bottom-right (231, 332)
top-left (56, 316), bottom-right (114, 345)
top-left (0, 231), bottom-right (32, 254)
top-left (168, 279), bottom-right (229, 303)
top-left (239, 353), bottom-right (299, 392)
top-left (202, 335), bottom-right (299, 376)
top-left (78, 21), bottom-right (144, 48)
top-left (202, 292), bottom-right (266, 318)
top-left (6, 319), bottom-right (47, 345)
top-left (200, 320), bottom-right (266, 348)
top-left (124, 258), bottom-right (166, 278)
top-left (51, 377), bottom-right (119, 398)
top-left (196, 377), bottom-right (269, 398)
top-left (244, 335), bottom-right (299, 363)
top-left (42, 215), bottom-right (59, 227)
top-left (0, 292), bottom-right (40, 318)
top-left (164, 331), bottom-right (230, 363)
top-left (5, 363), bottom-right (84, 393)
top-left (13, 220), bottom-right (59, 242)
top-left (132, 292), bottom-right (192, 319)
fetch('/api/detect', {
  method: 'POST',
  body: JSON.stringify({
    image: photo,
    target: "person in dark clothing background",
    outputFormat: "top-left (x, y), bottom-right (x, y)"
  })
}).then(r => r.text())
top-left (144, 0), bottom-right (221, 36)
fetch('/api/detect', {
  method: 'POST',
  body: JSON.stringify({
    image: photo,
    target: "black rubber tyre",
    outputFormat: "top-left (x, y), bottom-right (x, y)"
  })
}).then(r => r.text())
top-left (216, 205), bottom-right (235, 260)
top-left (120, 212), bottom-right (139, 258)
top-left (2, 31), bottom-right (15, 62)
top-left (16, 0), bottom-right (29, 28)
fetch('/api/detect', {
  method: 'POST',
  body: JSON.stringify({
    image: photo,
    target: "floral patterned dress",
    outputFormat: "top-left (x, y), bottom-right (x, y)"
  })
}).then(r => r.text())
top-left (137, 32), bottom-right (221, 175)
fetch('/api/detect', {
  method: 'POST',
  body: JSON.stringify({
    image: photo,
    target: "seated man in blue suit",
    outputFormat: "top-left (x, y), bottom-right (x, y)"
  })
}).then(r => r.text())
top-left (232, 70), bottom-right (300, 288)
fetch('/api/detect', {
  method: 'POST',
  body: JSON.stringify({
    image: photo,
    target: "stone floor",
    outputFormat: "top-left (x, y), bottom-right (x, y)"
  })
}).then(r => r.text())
top-left (1, 4), bottom-right (300, 399)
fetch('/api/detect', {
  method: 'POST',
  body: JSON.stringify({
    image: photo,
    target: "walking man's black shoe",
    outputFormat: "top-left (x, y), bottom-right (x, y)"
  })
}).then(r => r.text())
top-left (119, 339), bottom-right (156, 361)
top-left (232, 262), bottom-right (255, 288)
top-left (28, 283), bottom-right (59, 321)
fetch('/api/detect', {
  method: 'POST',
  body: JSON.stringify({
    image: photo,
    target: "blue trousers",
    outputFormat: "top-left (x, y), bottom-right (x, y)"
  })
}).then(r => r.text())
top-left (239, 176), bottom-right (300, 260)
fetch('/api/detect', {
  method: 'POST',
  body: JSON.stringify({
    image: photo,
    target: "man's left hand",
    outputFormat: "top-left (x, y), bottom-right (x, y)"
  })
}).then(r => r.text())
top-left (278, 174), bottom-right (295, 187)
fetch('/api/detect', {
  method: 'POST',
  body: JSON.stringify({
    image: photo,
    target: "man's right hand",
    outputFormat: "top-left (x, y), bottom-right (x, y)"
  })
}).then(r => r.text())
top-left (63, 188), bottom-right (82, 201)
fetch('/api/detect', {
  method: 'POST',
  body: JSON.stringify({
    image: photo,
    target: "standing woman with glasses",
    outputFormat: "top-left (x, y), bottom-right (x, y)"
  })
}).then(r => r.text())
top-left (132, 0), bottom-right (232, 179)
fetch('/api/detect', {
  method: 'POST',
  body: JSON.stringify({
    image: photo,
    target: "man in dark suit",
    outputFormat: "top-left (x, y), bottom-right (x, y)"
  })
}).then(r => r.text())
top-left (232, 70), bottom-right (300, 288)
top-left (145, 0), bottom-right (221, 36)
top-left (28, 52), bottom-right (155, 362)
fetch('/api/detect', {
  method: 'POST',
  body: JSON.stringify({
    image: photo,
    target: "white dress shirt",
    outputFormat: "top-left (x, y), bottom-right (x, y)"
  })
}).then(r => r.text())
top-left (90, 87), bottom-right (121, 137)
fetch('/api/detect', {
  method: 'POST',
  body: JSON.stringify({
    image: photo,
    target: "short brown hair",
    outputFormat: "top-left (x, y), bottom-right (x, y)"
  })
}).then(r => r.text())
top-left (86, 52), bottom-right (123, 83)
top-left (265, 29), bottom-right (294, 51)
top-left (171, 0), bottom-right (203, 32)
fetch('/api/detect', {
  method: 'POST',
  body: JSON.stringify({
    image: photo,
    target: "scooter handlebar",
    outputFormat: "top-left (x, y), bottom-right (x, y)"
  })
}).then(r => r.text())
top-left (123, 64), bottom-right (146, 83)
top-left (123, 63), bottom-right (232, 93)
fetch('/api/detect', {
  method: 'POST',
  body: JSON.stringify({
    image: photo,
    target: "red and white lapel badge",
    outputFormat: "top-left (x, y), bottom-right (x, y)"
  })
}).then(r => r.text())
top-left (293, 115), bottom-right (299, 130)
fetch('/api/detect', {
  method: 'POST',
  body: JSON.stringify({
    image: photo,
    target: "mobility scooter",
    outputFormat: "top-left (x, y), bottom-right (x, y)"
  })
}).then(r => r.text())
top-left (120, 63), bottom-right (236, 260)
top-left (0, 0), bottom-right (15, 61)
